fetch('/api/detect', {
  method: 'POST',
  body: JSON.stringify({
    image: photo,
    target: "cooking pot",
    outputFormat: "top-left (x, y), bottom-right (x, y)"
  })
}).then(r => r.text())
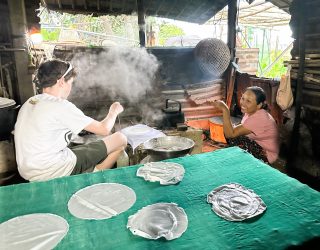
top-left (143, 136), bottom-right (194, 161)
top-left (161, 99), bottom-right (185, 128)
top-left (0, 97), bottom-right (19, 140)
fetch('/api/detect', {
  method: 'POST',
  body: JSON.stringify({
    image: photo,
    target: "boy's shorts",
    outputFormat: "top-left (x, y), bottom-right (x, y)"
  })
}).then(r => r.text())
top-left (70, 140), bottom-right (107, 174)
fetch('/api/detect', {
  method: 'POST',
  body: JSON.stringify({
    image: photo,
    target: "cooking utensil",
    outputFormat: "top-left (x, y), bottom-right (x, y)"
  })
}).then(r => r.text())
top-left (143, 136), bottom-right (194, 161)
top-left (0, 97), bottom-right (19, 140)
top-left (161, 99), bottom-right (185, 128)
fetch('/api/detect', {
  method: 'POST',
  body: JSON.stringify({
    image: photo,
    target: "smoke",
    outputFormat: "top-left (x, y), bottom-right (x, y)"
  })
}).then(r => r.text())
top-left (138, 103), bottom-right (165, 126)
top-left (70, 47), bottom-right (159, 103)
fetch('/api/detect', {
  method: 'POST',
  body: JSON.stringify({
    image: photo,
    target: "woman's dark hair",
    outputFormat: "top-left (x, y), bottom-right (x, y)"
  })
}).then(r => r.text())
top-left (34, 59), bottom-right (76, 93)
top-left (246, 86), bottom-right (268, 110)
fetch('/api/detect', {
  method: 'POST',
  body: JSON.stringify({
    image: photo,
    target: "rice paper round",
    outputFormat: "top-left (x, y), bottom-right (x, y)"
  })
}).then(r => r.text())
top-left (127, 202), bottom-right (188, 240)
top-left (68, 183), bottom-right (136, 220)
top-left (207, 183), bottom-right (267, 221)
top-left (137, 162), bottom-right (185, 185)
top-left (0, 213), bottom-right (69, 249)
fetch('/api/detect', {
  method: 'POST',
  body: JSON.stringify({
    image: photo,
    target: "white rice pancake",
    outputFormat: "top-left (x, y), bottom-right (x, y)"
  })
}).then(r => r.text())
top-left (137, 162), bottom-right (185, 185)
top-left (0, 213), bottom-right (68, 250)
top-left (68, 183), bottom-right (136, 220)
top-left (207, 183), bottom-right (267, 221)
top-left (127, 203), bottom-right (188, 240)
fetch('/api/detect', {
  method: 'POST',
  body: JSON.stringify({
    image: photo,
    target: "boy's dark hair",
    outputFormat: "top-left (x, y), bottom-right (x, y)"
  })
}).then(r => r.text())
top-left (246, 86), bottom-right (268, 110)
top-left (34, 59), bottom-right (76, 92)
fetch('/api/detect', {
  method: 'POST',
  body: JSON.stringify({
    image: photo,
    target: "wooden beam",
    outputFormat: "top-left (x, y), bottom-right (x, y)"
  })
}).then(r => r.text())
top-left (109, 0), bottom-right (113, 11)
top-left (145, 0), bottom-right (152, 13)
top-left (176, 4), bottom-right (188, 19)
top-left (121, 0), bottom-right (125, 12)
top-left (190, 2), bottom-right (206, 18)
top-left (44, 5), bottom-right (132, 15)
top-left (239, 5), bottom-right (274, 18)
top-left (137, 0), bottom-right (146, 47)
top-left (240, 0), bottom-right (266, 10)
top-left (288, 0), bottom-right (306, 173)
top-left (7, 0), bottom-right (34, 104)
top-left (155, 0), bottom-right (165, 15)
top-left (166, 0), bottom-right (178, 18)
top-left (97, 0), bottom-right (100, 11)
top-left (83, 0), bottom-right (87, 10)
top-left (227, 0), bottom-right (237, 60)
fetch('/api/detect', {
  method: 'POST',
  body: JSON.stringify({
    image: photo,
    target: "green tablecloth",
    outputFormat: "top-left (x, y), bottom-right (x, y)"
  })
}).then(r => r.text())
top-left (1, 147), bottom-right (320, 249)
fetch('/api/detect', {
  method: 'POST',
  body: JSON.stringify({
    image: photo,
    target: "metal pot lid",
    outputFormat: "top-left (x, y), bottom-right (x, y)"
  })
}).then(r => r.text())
top-left (207, 183), bottom-right (267, 221)
top-left (162, 107), bottom-right (181, 113)
top-left (143, 136), bottom-right (194, 152)
top-left (137, 162), bottom-right (185, 185)
top-left (127, 203), bottom-right (188, 240)
top-left (68, 183), bottom-right (136, 220)
top-left (0, 213), bottom-right (69, 249)
top-left (0, 97), bottom-right (16, 108)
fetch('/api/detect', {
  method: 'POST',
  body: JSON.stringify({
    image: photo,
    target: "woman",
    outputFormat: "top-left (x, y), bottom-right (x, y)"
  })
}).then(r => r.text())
top-left (213, 86), bottom-right (279, 164)
top-left (15, 59), bottom-right (127, 181)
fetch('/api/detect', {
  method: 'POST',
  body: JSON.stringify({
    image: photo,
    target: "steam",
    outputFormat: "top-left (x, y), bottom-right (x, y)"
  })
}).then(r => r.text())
top-left (70, 47), bottom-right (159, 103)
top-left (139, 103), bottom-right (165, 126)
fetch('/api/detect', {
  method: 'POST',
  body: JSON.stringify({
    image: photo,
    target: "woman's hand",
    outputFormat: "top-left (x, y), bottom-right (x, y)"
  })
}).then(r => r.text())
top-left (109, 102), bottom-right (124, 116)
top-left (212, 100), bottom-right (229, 112)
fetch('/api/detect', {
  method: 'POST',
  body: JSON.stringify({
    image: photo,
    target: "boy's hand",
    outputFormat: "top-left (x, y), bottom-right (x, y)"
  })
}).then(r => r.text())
top-left (109, 102), bottom-right (124, 116)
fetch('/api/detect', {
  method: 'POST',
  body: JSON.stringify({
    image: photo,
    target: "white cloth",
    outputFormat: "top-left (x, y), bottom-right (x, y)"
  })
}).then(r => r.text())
top-left (121, 124), bottom-right (165, 151)
top-left (276, 65), bottom-right (293, 110)
top-left (14, 93), bottom-right (93, 181)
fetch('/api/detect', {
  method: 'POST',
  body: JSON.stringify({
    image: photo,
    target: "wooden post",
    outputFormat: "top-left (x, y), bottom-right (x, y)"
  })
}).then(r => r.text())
top-left (226, 0), bottom-right (238, 104)
top-left (227, 0), bottom-right (237, 61)
top-left (7, 0), bottom-right (34, 104)
top-left (287, 0), bottom-right (306, 172)
top-left (137, 0), bottom-right (146, 47)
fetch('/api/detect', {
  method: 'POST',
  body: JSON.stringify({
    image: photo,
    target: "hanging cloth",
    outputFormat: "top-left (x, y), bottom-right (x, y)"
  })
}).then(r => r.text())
top-left (276, 65), bottom-right (293, 110)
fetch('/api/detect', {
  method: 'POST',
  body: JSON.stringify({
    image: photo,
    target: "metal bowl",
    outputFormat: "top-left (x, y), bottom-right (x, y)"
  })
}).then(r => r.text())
top-left (143, 136), bottom-right (195, 161)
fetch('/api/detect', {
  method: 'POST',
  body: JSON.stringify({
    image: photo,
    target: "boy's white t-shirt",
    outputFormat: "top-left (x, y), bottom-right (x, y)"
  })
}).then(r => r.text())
top-left (14, 93), bottom-right (93, 181)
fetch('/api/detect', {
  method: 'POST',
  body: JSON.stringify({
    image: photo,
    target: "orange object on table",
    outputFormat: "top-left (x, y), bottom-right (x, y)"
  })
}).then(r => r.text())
top-left (209, 116), bottom-right (242, 143)
top-left (209, 117), bottom-right (226, 143)
top-left (186, 119), bottom-right (209, 130)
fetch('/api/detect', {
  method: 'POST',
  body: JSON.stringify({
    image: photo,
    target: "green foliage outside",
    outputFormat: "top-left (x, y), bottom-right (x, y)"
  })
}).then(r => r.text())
top-left (245, 26), bottom-right (255, 48)
top-left (239, 26), bottom-right (290, 78)
top-left (39, 7), bottom-right (139, 45)
top-left (41, 29), bottom-right (60, 41)
top-left (259, 50), bottom-right (290, 78)
top-left (39, 7), bottom-right (186, 47)
top-left (158, 23), bottom-right (185, 46)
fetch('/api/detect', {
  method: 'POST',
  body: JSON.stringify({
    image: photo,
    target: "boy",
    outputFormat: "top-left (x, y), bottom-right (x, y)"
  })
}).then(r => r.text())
top-left (15, 59), bottom-right (127, 181)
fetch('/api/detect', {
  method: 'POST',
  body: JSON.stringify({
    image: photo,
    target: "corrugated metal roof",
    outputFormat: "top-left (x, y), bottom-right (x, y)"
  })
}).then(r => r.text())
top-left (267, 0), bottom-right (292, 13)
top-left (42, 0), bottom-right (229, 24)
top-left (212, 0), bottom-right (291, 27)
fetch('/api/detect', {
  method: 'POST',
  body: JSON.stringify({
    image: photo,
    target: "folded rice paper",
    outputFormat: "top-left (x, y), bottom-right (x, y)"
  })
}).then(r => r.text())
top-left (0, 213), bottom-right (68, 249)
top-left (136, 162), bottom-right (185, 185)
top-left (68, 183), bottom-right (136, 220)
top-left (127, 203), bottom-right (188, 240)
top-left (121, 124), bottom-right (165, 151)
top-left (207, 183), bottom-right (267, 221)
